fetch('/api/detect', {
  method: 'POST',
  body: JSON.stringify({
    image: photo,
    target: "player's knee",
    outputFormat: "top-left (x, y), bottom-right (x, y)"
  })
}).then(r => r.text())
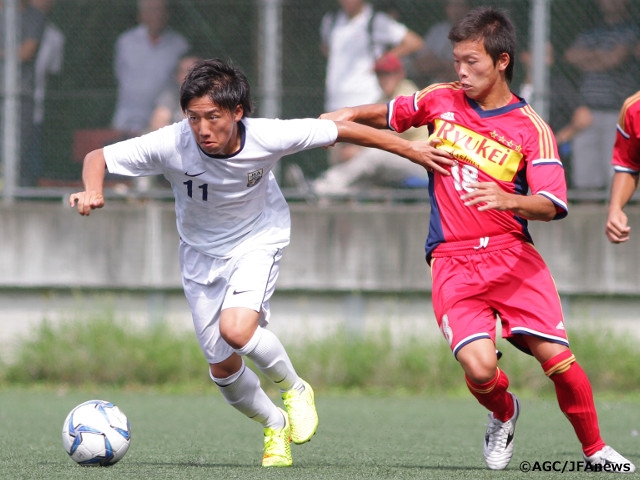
top-left (220, 308), bottom-right (260, 349)
top-left (463, 364), bottom-right (497, 384)
top-left (456, 340), bottom-right (498, 383)
top-left (458, 353), bottom-right (498, 383)
top-left (219, 325), bottom-right (248, 349)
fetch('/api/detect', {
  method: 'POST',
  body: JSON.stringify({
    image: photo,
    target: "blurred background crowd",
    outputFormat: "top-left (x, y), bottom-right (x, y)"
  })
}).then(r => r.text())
top-left (2, 0), bottom-right (640, 200)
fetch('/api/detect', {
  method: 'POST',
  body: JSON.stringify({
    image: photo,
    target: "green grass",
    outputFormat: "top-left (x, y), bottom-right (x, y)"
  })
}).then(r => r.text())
top-left (1, 388), bottom-right (638, 479)
top-left (2, 317), bottom-right (639, 477)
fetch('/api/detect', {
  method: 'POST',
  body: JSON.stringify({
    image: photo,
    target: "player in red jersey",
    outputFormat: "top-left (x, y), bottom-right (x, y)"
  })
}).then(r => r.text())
top-left (606, 91), bottom-right (640, 244)
top-left (322, 6), bottom-right (635, 473)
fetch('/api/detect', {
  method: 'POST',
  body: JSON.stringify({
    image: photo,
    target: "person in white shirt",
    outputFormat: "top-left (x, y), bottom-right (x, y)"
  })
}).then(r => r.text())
top-left (69, 58), bottom-right (435, 468)
top-left (112, 0), bottom-right (189, 136)
top-left (320, 0), bottom-right (422, 166)
top-left (320, 0), bottom-right (423, 112)
top-left (310, 53), bottom-right (430, 195)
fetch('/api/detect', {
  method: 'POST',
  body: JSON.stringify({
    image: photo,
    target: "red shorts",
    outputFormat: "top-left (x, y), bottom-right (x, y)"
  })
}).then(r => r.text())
top-left (430, 233), bottom-right (569, 357)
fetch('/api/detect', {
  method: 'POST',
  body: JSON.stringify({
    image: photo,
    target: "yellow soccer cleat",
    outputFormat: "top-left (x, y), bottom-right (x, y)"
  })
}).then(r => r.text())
top-left (282, 379), bottom-right (319, 444)
top-left (262, 408), bottom-right (292, 468)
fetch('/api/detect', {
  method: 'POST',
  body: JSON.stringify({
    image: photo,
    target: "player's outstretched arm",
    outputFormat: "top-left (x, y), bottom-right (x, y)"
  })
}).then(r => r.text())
top-left (321, 104), bottom-right (389, 129)
top-left (333, 120), bottom-right (454, 175)
top-left (68, 149), bottom-right (107, 216)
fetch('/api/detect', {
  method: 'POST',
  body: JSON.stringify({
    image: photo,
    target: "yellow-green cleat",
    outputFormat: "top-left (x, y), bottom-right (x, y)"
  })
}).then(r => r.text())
top-left (282, 379), bottom-right (319, 444)
top-left (262, 408), bottom-right (292, 467)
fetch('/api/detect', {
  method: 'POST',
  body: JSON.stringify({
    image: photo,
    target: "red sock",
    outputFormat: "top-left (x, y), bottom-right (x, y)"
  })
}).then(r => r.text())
top-left (466, 367), bottom-right (514, 422)
top-left (542, 350), bottom-right (605, 456)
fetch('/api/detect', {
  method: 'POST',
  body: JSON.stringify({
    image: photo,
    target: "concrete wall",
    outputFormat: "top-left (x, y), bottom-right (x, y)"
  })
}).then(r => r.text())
top-left (1, 200), bottom-right (639, 358)
top-left (3, 200), bottom-right (639, 293)
top-left (0, 201), bottom-right (432, 291)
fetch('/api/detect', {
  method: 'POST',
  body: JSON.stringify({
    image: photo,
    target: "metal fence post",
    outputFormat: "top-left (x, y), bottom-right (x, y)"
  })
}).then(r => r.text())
top-left (530, 0), bottom-right (551, 121)
top-left (2, 0), bottom-right (19, 204)
top-left (258, 0), bottom-right (283, 182)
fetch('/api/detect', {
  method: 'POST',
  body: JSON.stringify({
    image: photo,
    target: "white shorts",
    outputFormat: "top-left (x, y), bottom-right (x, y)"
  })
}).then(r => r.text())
top-left (179, 240), bottom-right (283, 364)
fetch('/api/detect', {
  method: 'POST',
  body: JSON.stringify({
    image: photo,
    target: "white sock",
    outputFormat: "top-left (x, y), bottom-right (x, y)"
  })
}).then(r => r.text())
top-left (235, 327), bottom-right (303, 393)
top-left (211, 362), bottom-right (284, 429)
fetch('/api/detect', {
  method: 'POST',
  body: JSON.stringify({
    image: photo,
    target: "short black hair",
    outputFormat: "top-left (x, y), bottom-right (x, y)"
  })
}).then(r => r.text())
top-left (179, 58), bottom-right (253, 116)
top-left (448, 6), bottom-right (516, 83)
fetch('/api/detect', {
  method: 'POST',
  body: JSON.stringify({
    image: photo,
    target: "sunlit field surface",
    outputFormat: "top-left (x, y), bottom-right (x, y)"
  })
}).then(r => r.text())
top-left (1, 388), bottom-right (638, 479)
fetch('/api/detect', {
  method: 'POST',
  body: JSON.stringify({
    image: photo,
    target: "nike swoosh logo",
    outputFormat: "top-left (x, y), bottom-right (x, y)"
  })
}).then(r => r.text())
top-left (506, 431), bottom-right (514, 447)
top-left (185, 171), bottom-right (206, 177)
top-left (232, 289), bottom-right (251, 295)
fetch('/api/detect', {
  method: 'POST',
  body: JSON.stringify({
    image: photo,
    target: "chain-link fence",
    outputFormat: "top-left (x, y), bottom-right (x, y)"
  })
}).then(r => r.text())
top-left (2, 0), bottom-right (640, 200)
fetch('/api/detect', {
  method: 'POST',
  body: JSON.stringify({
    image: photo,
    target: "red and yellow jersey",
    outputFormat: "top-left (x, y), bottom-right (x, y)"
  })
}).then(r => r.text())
top-left (388, 82), bottom-right (568, 258)
top-left (612, 91), bottom-right (640, 174)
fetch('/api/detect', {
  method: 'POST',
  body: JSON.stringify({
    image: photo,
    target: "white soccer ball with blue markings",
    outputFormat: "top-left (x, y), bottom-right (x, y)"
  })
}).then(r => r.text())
top-left (61, 399), bottom-right (131, 466)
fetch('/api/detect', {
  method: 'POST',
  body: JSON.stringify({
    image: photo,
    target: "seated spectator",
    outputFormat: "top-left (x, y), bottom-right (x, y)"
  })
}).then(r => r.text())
top-left (288, 53), bottom-right (429, 197)
top-left (320, 0), bottom-right (423, 167)
top-left (149, 54), bottom-right (200, 131)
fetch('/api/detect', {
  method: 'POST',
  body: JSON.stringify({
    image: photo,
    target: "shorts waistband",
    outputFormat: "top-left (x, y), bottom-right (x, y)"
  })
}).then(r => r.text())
top-left (431, 233), bottom-right (526, 257)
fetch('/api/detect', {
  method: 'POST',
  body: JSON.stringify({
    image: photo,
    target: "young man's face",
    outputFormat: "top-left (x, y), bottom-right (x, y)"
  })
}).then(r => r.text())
top-left (452, 39), bottom-right (507, 103)
top-left (185, 96), bottom-right (243, 156)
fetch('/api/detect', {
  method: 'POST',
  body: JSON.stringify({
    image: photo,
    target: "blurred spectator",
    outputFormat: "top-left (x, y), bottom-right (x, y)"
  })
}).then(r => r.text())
top-left (148, 53), bottom-right (199, 131)
top-left (518, 43), bottom-right (592, 180)
top-left (139, 53), bottom-right (199, 191)
top-left (0, 0), bottom-right (46, 186)
top-left (411, 0), bottom-right (470, 87)
top-left (320, 0), bottom-right (422, 167)
top-left (112, 0), bottom-right (189, 136)
top-left (28, 0), bottom-right (64, 187)
top-left (290, 53), bottom-right (429, 197)
top-left (564, 0), bottom-right (639, 192)
top-left (320, 0), bottom-right (423, 113)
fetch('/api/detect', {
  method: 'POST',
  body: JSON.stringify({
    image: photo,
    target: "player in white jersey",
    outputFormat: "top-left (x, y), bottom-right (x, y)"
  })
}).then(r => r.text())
top-left (69, 58), bottom-right (436, 467)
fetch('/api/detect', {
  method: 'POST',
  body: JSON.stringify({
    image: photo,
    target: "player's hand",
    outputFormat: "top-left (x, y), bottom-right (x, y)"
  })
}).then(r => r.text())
top-left (409, 137), bottom-right (455, 175)
top-left (606, 209), bottom-right (631, 243)
top-left (69, 191), bottom-right (105, 216)
top-left (461, 182), bottom-right (513, 211)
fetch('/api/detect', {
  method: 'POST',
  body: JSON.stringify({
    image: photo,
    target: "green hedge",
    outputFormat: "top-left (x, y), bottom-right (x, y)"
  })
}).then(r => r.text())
top-left (2, 316), bottom-right (638, 395)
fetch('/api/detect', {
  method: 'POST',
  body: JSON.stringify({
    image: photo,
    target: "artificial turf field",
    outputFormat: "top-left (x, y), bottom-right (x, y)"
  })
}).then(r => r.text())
top-left (1, 388), bottom-right (638, 479)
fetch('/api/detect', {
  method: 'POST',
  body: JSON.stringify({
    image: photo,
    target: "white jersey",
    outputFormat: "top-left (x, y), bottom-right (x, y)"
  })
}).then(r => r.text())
top-left (104, 117), bottom-right (338, 258)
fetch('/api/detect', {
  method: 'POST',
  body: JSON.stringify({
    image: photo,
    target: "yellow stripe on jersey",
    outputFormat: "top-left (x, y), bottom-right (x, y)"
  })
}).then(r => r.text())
top-left (520, 104), bottom-right (555, 159)
top-left (544, 354), bottom-right (576, 376)
top-left (415, 82), bottom-right (462, 103)
top-left (618, 91), bottom-right (640, 130)
top-left (430, 118), bottom-right (523, 182)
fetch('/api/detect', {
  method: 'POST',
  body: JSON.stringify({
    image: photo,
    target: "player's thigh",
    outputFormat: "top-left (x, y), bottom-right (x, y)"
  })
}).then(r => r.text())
top-left (222, 247), bottom-right (284, 325)
top-left (183, 274), bottom-right (234, 364)
top-left (431, 256), bottom-right (498, 357)
top-left (495, 244), bottom-right (568, 350)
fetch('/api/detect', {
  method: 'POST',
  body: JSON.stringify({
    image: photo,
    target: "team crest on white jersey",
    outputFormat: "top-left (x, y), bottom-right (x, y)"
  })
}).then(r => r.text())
top-left (247, 169), bottom-right (263, 187)
top-left (440, 111), bottom-right (455, 122)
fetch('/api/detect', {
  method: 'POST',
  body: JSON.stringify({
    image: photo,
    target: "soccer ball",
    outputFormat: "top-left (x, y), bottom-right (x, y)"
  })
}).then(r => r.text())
top-left (61, 399), bottom-right (131, 466)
